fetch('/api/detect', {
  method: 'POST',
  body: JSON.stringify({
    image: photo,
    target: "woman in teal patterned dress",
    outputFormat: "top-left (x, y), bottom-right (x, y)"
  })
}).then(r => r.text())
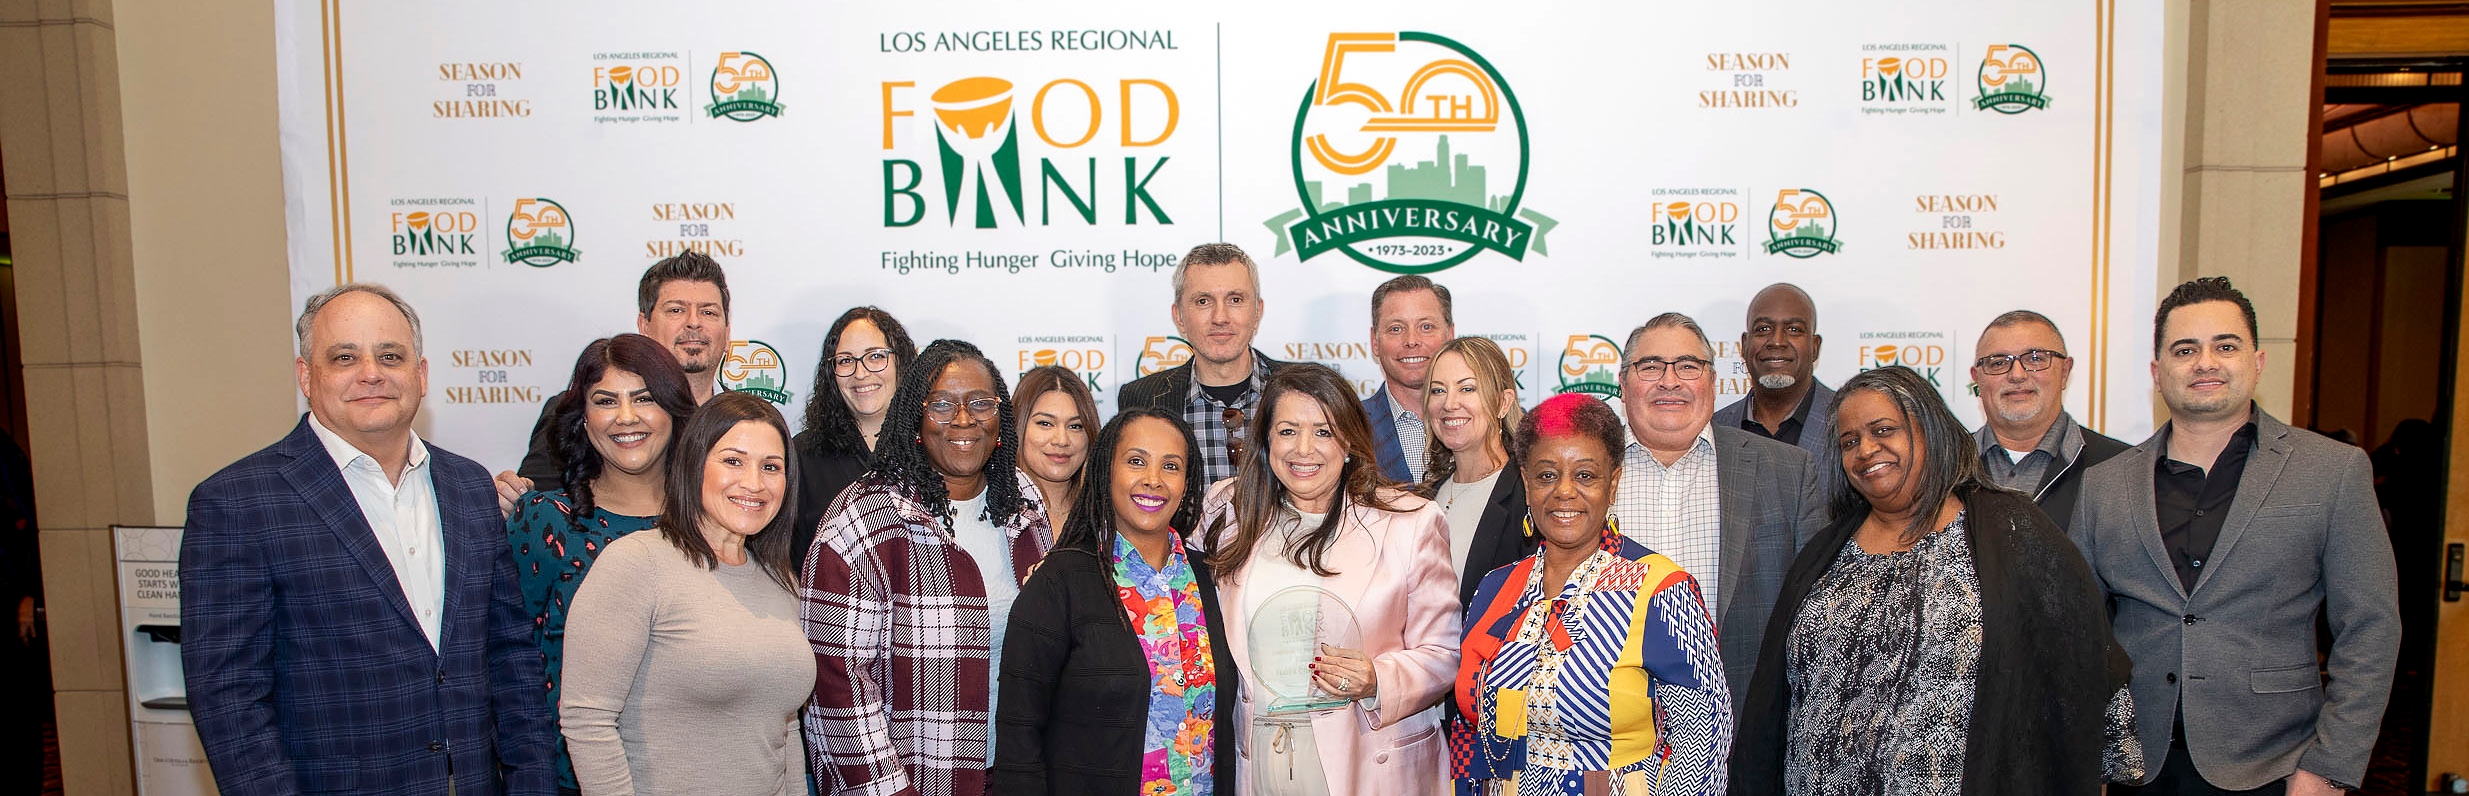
top-left (505, 333), bottom-right (697, 794)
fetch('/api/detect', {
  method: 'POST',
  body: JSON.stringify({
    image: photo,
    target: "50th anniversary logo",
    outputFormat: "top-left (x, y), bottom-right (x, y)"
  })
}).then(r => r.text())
top-left (1264, 32), bottom-right (1558, 274)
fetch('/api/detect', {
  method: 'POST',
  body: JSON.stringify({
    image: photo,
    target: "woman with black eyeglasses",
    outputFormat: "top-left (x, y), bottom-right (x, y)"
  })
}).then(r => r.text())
top-left (804, 339), bottom-right (1054, 796)
top-left (793, 307), bottom-right (919, 572)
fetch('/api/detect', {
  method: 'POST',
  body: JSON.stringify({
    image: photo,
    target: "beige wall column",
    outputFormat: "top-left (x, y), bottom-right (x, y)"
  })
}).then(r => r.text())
top-left (0, 1), bottom-right (147, 794)
top-left (2166, 0), bottom-right (2318, 419)
top-left (2, 0), bottom-right (292, 792)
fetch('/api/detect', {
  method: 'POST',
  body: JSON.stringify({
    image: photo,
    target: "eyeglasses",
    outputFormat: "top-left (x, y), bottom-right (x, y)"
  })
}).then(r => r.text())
top-left (1223, 407), bottom-right (1248, 464)
top-left (1626, 356), bottom-right (1710, 382)
top-left (832, 348), bottom-right (894, 377)
top-left (924, 397), bottom-right (1000, 424)
top-left (1974, 349), bottom-right (2067, 375)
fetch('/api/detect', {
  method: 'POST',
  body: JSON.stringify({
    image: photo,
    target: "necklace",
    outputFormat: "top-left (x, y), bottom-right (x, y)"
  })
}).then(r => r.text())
top-left (1439, 465), bottom-right (1498, 513)
top-left (1475, 547), bottom-right (1614, 771)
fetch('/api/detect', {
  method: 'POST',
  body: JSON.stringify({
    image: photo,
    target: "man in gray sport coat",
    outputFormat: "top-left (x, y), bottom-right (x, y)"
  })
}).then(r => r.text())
top-left (2069, 277), bottom-right (2398, 795)
top-left (1614, 312), bottom-right (1828, 716)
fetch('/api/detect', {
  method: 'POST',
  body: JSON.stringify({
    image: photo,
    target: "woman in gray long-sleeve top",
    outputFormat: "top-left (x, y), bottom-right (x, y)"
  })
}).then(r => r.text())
top-left (561, 393), bottom-right (813, 796)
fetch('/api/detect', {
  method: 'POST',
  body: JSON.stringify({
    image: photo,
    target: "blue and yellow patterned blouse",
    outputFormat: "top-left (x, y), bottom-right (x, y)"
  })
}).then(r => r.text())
top-left (1451, 526), bottom-right (1732, 796)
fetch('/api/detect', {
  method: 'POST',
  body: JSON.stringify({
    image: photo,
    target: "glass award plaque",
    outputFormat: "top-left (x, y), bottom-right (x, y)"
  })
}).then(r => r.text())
top-left (1248, 585), bottom-right (1362, 715)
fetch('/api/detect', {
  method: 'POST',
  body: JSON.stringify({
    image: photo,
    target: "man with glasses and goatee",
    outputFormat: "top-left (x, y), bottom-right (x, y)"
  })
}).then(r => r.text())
top-left (1968, 309), bottom-right (2129, 531)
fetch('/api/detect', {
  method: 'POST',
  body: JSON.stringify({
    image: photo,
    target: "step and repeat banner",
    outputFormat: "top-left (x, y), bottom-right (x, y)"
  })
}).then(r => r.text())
top-left (275, 0), bottom-right (2165, 474)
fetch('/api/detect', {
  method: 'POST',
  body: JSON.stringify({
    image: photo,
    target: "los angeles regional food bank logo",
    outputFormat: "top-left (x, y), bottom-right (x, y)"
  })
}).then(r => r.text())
top-left (1764, 188), bottom-right (1841, 259)
top-left (503, 198), bottom-right (580, 267)
top-left (1975, 44), bottom-right (2051, 114)
top-left (707, 51), bottom-right (785, 122)
top-left (721, 340), bottom-right (794, 404)
top-left (1555, 334), bottom-right (1623, 398)
top-left (1263, 32), bottom-right (1558, 274)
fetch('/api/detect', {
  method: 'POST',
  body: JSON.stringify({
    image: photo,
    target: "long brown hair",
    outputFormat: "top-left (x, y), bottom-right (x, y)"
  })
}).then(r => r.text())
top-left (1206, 363), bottom-right (1407, 577)
top-left (1417, 336), bottom-right (1519, 495)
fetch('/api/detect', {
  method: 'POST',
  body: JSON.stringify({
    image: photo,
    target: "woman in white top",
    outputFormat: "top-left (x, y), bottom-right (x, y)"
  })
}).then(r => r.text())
top-left (1202, 363), bottom-right (1461, 796)
top-left (561, 392), bottom-right (814, 796)
top-left (1415, 336), bottom-right (1536, 609)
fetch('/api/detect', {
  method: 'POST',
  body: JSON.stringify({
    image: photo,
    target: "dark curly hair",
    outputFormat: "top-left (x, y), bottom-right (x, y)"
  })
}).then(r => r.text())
top-left (655, 392), bottom-right (801, 593)
top-left (799, 307), bottom-right (920, 457)
top-left (552, 334), bottom-right (697, 532)
top-left (860, 339), bottom-right (1029, 532)
top-left (1052, 408), bottom-right (1203, 558)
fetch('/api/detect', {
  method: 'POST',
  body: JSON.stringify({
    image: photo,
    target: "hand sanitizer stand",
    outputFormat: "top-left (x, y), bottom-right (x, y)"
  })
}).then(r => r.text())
top-left (112, 526), bottom-right (216, 796)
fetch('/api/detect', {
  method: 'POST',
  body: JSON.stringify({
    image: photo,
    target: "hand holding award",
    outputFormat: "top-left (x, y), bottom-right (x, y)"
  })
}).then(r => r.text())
top-left (1249, 585), bottom-right (1362, 714)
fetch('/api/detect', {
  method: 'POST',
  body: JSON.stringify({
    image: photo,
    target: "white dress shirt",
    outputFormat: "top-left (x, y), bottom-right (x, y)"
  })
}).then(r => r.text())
top-left (306, 412), bottom-right (446, 650)
top-left (1612, 425), bottom-right (1723, 618)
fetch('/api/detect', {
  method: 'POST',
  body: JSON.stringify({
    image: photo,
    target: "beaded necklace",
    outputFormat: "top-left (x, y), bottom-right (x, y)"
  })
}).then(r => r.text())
top-left (1474, 521), bottom-right (1623, 769)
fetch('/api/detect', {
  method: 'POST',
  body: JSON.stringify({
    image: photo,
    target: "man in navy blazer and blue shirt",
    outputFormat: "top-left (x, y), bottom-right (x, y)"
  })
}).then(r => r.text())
top-left (1361, 275), bottom-right (1456, 484)
top-left (182, 283), bottom-right (554, 796)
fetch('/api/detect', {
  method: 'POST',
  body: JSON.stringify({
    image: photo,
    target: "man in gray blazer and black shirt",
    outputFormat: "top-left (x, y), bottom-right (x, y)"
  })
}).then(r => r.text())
top-left (2070, 277), bottom-right (2398, 796)
top-left (1612, 312), bottom-right (1828, 714)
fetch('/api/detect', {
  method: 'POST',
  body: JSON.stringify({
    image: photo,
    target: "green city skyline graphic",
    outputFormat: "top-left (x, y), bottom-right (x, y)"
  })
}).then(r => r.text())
top-left (1303, 135), bottom-right (1512, 215)
top-left (738, 369), bottom-right (780, 391)
top-left (1776, 221), bottom-right (1829, 241)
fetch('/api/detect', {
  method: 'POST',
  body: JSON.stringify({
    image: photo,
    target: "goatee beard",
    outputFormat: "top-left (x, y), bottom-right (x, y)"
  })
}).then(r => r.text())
top-left (1757, 374), bottom-right (1798, 390)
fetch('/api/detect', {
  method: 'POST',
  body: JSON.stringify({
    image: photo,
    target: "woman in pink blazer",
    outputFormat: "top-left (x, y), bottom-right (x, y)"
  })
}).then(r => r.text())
top-left (1200, 363), bottom-right (1462, 796)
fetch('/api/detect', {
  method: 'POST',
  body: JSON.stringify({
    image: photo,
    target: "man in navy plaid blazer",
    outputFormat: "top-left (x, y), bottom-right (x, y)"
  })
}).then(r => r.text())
top-left (181, 284), bottom-right (554, 796)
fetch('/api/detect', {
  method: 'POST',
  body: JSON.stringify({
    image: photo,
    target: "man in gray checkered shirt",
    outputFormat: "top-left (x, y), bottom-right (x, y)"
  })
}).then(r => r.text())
top-left (1611, 311), bottom-right (1830, 714)
top-left (1115, 243), bottom-right (1288, 488)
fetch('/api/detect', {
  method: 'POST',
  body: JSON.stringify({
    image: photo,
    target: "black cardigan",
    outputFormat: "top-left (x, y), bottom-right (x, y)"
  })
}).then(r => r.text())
top-left (789, 430), bottom-right (871, 574)
top-left (1453, 461), bottom-right (1537, 609)
top-left (1730, 486), bottom-right (2131, 796)
top-left (993, 544), bottom-right (1241, 795)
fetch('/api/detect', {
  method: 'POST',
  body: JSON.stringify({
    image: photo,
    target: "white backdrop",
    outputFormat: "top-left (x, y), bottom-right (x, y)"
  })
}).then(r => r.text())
top-left (275, 0), bottom-right (2166, 473)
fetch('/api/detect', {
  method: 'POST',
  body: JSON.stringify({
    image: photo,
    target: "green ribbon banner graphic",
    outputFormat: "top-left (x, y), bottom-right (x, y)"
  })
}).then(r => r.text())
top-left (1973, 92), bottom-right (2049, 111)
top-left (1276, 199), bottom-right (1539, 261)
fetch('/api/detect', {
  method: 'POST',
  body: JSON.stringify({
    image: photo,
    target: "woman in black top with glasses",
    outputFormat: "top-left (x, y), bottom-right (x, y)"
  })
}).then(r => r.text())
top-left (792, 306), bottom-right (919, 571)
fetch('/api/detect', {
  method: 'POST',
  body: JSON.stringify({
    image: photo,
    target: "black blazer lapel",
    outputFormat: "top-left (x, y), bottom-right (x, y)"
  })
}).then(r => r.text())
top-left (276, 419), bottom-right (427, 640)
top-left (1459, 462), bottom-right (1530, 605)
